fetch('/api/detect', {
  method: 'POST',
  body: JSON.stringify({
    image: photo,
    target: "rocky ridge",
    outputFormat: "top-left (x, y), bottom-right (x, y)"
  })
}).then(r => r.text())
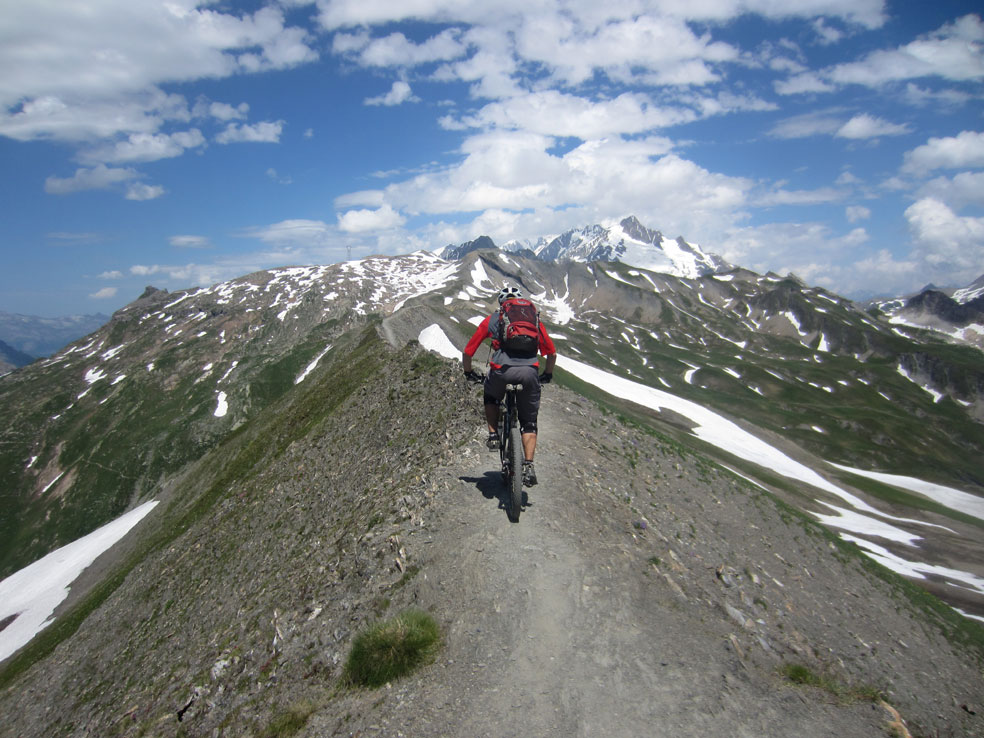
top-left (0, 333), bottom-right (980, 737)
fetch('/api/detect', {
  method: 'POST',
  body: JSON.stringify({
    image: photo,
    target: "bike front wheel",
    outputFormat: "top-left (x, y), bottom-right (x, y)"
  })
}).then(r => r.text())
top-left (508, 423), bottom-right (523, 520)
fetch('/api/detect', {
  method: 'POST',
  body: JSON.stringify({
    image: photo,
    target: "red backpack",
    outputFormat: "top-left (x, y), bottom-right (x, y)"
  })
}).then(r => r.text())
top-left (497, 298), bottom-right (540, 358)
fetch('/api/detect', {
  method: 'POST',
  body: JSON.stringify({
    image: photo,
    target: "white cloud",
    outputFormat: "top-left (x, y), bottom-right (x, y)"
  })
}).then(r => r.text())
top-left (846, 205), bottom-right (871, 223)
top-left (204, 101), bottom-right (249, 121)
top-left (81, 129), bottom-right (206, 164)
top-left (917, 171), bottom-right (984, 210)
top-left (44, 164), bottom-right (139, 194)
top-left (335, 190), bottom-right (385, 208)
top-left (364, 81), bottom-right (419, 106)
top-left (717, 221), bottom-right (879, 293)
top-left (836, 114), bottom-right (909, 139)
top-left (828, 15), bottom-right (984, 87)
top-left (774, 72), bottom-right (836, 95)
top-left (770, 111), bottom-right (909, 141)
top-left (169, 235), bottom-right (211, 249)
top-left (778, 14), bottom-right (984, 97)
top-left (97, 270), bottom-right (123, 279)
top-left (0, 3), bottom-right (316, 109)
top-left (0, 91), bottom-right (188, 143)
top-left (336, 28), bottom-right (466, 67)
top-left (354, 133), bottom-right (751, 243)
top-left (125, 182), bottom-right (165, 201)
top-left (89, 287), bottom-right (118, 299)
top-left (757, 187), bottom-right (844, 207)
top-left (215, 121), bottom-right (284, 144)
top-left (445, 90), bottom-right (696, 139)
top-left (902, 131), bottom-right (984, 175)
top-left (769, 110), bottom-right (844, 139)
top-left (337, 204), bottom-right (406, 233)
top-left (247, 219), bottom-right (334, 246)
top-left (905, 198), bottom-right (984, 275)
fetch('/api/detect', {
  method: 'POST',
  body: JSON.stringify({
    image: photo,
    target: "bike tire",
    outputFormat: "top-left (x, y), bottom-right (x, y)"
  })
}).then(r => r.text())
top-left (509, 423), bottom-right (523, 520)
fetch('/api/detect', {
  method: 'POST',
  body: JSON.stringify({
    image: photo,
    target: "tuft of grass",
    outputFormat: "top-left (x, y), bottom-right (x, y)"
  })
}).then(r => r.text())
top-left (343, 609), bottom-right (441, 688)
top-left (779, 662), bottom-right (883, 704)
top-left (258, 700), bottom-right (316, 738)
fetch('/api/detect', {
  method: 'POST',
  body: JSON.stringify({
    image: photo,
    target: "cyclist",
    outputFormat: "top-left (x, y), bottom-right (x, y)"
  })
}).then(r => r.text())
top-left (462, 284), bottom-right (557, 486)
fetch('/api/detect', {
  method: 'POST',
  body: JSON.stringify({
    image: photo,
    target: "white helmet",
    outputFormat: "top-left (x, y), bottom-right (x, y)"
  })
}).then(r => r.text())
top-left (497, 284), bottom-right (522, 304)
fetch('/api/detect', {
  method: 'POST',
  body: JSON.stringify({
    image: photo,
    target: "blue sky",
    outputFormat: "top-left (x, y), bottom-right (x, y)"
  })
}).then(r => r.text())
top-left (1, 0), bottom-right (982, 317)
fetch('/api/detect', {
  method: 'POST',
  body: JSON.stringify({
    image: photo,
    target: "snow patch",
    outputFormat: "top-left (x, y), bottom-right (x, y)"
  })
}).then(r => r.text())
top-left (295, 346), bottom-right (333, 384)
top-left (0, 501), bottom-right (158, 661)
top-left (213, 392), bottom-right (229, 418)
top-left (828, 463), bottom-right (984, 522)
top-left (418, 324), bottom-right (461, 360)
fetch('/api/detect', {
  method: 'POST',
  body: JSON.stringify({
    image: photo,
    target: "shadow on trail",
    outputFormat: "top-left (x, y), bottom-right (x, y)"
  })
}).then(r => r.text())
top-left (459, 472), bottom-right (531, 520)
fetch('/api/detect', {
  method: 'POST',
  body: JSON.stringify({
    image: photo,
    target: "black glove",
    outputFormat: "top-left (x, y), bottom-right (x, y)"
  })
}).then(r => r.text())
top-left (464, 370), bottom-right (484, 384)
top-left (539, 372), bottom-right (552, 384)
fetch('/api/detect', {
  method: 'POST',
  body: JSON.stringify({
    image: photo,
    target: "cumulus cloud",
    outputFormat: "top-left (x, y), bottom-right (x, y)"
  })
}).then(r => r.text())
top-left (337, 204), bottom-right (406, 233)
top-left (916, 171), bottom-right (984, 210)
top-left (125, 183), bottom-right (165, 201)
top-left (334, 28), bottom-right (466, 67)
top-left (444, 90), bottom-right (696, 139)
top-left (344, 132), bottom-right (751, 243)
top-left (905, 198), bottom-right (984, 273)
top-left (769, 110), bottom-right (908, 140)
top-left (364, 81), bottom-right (419, 106)
top-left (836, 114), bottom-right (910, 139)
top-left (44, 164), bottom-right (139, 194)
top-left (89, 287), bottom-right (118, 299)
top-left (81, 129), bottom-right (206, 164)
top-left (778, 14), bottom-right (984, 95)
top-left (215, 121), bottom-right (284, 144)
top-left (201, 101), bottom-right (250, 121)
top-left (97, 270), bottom-right (124, 279)
top-left (0, 2), bottom-right (317, 112)
top-left (902, 131), bottom-right (984, 174)
top-left (846, 205), bottom-right (871, 222)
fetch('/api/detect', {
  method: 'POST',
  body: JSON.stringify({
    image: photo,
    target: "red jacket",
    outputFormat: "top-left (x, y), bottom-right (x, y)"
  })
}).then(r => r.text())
top-left (464, 312), bottom-right (557, 369)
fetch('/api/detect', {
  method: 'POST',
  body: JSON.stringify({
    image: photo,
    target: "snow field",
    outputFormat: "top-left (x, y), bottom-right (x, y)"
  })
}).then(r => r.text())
top-left (416, 324), bottom-right (984, 607)
top-left (0, 501), bottom-right (159, 662)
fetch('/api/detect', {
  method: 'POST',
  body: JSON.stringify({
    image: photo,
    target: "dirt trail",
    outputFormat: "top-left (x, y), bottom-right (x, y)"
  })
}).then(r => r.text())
top-left (312, 389), bottom-right (890, 737)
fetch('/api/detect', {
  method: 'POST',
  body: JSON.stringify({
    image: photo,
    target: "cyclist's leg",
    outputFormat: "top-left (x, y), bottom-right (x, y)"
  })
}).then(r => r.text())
top-left (483, 368), bottom-right (507, 434)
top-left (510, 366), bottom-right (541, 462)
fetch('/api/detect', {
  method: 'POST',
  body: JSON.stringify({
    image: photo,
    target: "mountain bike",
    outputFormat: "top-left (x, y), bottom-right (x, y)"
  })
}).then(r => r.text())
top-left (498, 382), bottom-right (525, 521)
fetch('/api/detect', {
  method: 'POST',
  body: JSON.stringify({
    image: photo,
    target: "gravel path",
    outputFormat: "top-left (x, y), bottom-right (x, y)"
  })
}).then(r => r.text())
top-left (311, 389), bottom-right (899, 737)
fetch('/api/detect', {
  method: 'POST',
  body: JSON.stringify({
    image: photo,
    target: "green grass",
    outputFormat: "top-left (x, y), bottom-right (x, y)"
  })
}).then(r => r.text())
top-left (343, 609), bottom-right (441, 688)
top-left (0, 325), bottom-right (391, 690)
top-left (779, 662), bottom-right (883, 703)
top-left (257, 700), bottom-right (316, 738)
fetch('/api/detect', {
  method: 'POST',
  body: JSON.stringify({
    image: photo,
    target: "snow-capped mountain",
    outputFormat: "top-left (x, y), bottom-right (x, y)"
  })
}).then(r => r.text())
top-left (3, 240), bottom-right (984, 737)
top-left (870, 273), bottom-right (984, 352)
top-left (534, 215), bottom-right (730, 278)
top-left (447, 215), bottom-right (730, 279)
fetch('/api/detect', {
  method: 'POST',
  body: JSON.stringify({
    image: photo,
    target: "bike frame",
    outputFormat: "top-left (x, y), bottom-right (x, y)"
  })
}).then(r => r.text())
top-left (498, 383), bottom-right (524, 520)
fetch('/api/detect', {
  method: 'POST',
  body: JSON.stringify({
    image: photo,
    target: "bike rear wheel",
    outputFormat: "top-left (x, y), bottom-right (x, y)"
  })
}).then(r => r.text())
top-left (508, 423), bottom-right (523, 520)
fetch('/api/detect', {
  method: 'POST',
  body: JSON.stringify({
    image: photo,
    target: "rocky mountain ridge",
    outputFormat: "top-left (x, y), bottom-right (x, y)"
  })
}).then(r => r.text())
top-left (0, 339), bottom-right (981, 737)
top-left (1, 227), bottom-right (983, 736)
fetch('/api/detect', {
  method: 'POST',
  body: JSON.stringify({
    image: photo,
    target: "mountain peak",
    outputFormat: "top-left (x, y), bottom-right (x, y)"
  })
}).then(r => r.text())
top-left (440, 235), bottom-right (497, 260)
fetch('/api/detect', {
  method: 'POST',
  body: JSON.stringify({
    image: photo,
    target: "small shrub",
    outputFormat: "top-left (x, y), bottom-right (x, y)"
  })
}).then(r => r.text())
top-left (343, 609), bottom-right (441, 688)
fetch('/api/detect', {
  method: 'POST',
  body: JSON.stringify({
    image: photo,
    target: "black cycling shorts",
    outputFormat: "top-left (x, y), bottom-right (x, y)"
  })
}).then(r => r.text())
top-left (483, 365), bottom-right (541, 431)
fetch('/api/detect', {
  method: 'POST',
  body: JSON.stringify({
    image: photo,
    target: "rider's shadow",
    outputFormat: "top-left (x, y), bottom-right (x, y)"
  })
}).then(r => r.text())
top-left (459, 473), bottom-right (531, 517)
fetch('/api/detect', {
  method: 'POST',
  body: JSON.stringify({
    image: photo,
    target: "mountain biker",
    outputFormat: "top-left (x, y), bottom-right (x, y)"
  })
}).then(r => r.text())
top-left (462, 284), bottom-right (557, 487)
